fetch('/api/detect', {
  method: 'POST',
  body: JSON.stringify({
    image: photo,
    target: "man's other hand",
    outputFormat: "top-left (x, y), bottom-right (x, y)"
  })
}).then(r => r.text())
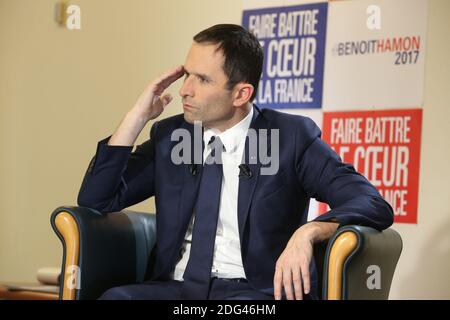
top-left (274, 221), bottom-right (339, 300)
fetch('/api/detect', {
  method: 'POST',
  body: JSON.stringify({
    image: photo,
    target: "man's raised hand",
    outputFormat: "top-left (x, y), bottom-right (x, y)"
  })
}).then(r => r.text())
top-left (132, 65), bottom-right (185, 122)
top-left (107, 66), bottom-right (185, 146)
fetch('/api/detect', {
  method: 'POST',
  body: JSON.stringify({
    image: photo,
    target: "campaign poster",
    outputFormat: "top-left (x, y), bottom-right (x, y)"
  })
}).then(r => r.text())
top-left (321, 109), bottom-right (423, 224)
top-left (242, 2), bottom-right (328, 109)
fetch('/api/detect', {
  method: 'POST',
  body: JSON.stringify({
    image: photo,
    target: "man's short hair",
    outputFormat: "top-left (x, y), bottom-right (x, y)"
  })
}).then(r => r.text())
top-left (193, 24), bottom-right (263, 101)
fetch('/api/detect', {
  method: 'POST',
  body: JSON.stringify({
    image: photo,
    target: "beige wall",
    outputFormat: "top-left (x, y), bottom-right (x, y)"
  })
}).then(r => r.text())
top-left (388, 0), bottom-right (450, 299)
top-left (0, 0), bottom-right (449, 298)
top-left (0, 0), bottom-right (243, 283)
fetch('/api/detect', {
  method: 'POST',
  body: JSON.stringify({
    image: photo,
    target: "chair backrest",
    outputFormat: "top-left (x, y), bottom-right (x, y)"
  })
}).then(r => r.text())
top-left (317, 226), bottom-right (403, 300)
top-left (51, 206), bottom-right (157, 300)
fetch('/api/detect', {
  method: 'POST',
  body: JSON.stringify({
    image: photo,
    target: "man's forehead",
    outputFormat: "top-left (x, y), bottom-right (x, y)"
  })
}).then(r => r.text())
top-left (189, 41), bottom-right (223, 55)
top-left (184, 43), bottom-right (226, 80)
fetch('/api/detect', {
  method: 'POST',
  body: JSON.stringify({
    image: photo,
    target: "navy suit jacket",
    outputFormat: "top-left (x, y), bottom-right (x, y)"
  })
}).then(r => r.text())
top-left (78, 105), bottom-right (393, 294)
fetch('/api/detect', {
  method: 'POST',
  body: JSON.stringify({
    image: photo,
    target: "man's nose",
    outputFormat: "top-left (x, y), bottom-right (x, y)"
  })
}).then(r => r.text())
top-left (179, 76), bottom-right (194, 98)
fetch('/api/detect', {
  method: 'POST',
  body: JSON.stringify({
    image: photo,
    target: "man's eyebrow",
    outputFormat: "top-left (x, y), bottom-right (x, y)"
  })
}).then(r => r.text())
top-left (184, 68), bottom-right (212, 81)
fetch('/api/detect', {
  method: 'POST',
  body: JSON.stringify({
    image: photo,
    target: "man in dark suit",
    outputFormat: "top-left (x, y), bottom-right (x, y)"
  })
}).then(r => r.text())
top-left (78, 24), bottom-right (393, 300)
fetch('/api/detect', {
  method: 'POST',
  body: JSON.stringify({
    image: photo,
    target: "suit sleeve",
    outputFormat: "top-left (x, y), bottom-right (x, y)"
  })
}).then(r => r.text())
top-left (77, 122), bottom-right (159, 214)
top-left (295, 118), bottom-right (394, 231)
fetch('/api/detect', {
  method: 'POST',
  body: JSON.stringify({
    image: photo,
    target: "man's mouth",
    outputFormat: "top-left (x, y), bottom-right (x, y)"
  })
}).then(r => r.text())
top-left (183, 103), bottom-right (195, 110)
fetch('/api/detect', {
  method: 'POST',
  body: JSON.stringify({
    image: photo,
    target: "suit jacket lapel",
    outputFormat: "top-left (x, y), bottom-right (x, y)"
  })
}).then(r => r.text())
top-left (175, 121), bottom-right (204, 245)
top-left (173, 107), bottom-right (272, 254)
top-left (237, 106), bottom-right (271, 245)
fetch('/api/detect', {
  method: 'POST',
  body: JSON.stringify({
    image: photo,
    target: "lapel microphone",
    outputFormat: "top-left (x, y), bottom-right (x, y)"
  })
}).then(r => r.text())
top-left (239, 164), bottom-right (253, 178)
top-left (189, 164), bottom-right (198, 176)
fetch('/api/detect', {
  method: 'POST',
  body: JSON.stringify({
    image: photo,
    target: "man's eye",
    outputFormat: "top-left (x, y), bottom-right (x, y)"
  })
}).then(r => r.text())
top-left (198, 76), bottom-right (208, 83)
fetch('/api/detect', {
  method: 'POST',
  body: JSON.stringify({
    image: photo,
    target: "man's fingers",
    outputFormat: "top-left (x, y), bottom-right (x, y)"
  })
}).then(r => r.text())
top-left (301, 262), bottom-right (311, 295)
top-left (273, 267), bottom-right (283, 300)
top-left (292, 267), bottom-right (303, 300)
top-left (161, 93), bottom-right (173, 108)
top-left (161, 65), bottom-right (185, 87)
top-left (283, 268), bottom-right (294, 300)
top-left (153, 65), bottom-right (185, 94)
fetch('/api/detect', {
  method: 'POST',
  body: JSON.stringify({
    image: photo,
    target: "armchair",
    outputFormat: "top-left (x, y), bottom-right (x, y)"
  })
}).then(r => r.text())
top-left (51, 206), bottom-right (402, 300)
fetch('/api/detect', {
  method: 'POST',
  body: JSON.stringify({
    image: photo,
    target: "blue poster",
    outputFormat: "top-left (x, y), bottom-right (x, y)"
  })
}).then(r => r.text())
top-left (242, 2), bottom-right (328, 109)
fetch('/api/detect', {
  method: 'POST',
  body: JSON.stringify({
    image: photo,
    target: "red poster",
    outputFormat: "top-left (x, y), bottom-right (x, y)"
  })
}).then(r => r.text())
top-left (320, 109), bottom-right (422, 224)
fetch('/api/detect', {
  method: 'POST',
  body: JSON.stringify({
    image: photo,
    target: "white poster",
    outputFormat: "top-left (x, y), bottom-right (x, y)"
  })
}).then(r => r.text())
top-left (322, 0), bottom-right (428, 110)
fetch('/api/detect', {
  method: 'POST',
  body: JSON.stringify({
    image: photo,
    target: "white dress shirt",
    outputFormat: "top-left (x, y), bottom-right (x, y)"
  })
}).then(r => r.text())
top-left (173, 107), bottom-right (254, 280)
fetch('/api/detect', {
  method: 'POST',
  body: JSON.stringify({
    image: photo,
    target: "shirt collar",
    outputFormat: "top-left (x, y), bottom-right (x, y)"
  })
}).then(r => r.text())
top-left (203, 107), bottom-right (254, 153)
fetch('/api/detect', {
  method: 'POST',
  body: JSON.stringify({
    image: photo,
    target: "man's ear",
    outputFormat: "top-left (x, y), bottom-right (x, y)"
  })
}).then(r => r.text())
top-left (232, 83), bottom-right (254, 107)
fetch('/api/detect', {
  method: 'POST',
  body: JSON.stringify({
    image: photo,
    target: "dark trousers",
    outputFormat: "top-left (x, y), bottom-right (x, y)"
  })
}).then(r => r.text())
top-left (98, 278), bottom-right (275, 300)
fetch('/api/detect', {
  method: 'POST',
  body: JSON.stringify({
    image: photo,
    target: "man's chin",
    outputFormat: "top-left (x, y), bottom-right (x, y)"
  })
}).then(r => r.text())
top-left (183, 112), bottom-right (196, 124)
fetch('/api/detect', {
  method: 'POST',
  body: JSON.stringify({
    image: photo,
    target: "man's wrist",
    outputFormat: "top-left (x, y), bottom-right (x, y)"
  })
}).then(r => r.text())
top-left (298, 221), bottom-right (339, 243)
top-left (126, 109), bottom-right (150, 126)
top-left (300, 222), bottom-right (322, 243)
